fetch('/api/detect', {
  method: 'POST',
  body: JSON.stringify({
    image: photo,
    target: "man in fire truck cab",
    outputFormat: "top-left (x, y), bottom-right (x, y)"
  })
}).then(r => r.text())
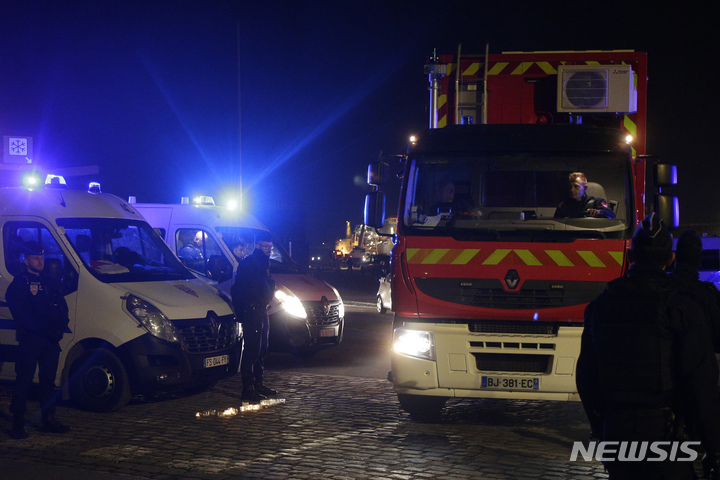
top-left (554, 172), bottom-right (614, 219)
top-left (432, 179), bottom-right (474, 217)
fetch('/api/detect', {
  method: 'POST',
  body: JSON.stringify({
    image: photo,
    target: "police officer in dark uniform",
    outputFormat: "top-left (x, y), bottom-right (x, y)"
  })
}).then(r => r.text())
top-left (231, 231), bottom-right (277, 402)
top-left (577, 214), bottom-right (720, 479)
top-left (7, 241), bottom-right (71, 439)
top-left (554, 172), bottom-right (615, 219)
top-left (670, 229), bottom-right (720, 353)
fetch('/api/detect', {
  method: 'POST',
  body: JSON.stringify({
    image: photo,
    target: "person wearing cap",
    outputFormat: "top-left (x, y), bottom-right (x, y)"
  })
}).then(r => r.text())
top-left (231, 231), bottom-right (278, 402)
top-left (670, 230), bottom-right (720, 353)
top-left (178, 230), bottom-right (206, 272)
top-left (6, 241), bottom-right (71, 439)
top-left (577, 214), bottom-right (720, 479)
top-left (554, 172), bottom-right (615, 219)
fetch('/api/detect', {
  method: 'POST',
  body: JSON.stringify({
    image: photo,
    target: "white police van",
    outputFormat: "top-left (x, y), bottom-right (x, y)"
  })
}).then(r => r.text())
top-left (129, 196), bottom-right (344, 354)
top-left (0, 178), bottom-right (241, 411)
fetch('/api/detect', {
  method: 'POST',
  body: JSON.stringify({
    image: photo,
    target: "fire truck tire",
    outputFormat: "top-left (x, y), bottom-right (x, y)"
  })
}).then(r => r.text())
top-left (69, 348), bottom-right (132, 412)
top-left (397, 393), bottom-right (446, 420)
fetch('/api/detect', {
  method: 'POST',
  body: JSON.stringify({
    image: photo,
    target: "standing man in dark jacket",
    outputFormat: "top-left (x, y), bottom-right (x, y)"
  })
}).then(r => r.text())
top-left (7, 241), bottom-right (71, 439)
top-left (231, 231), bottom-right (277, 402)
top-left (577, 214), bottom-right (720, 479)
top-left (670, 229), bottom-right (720, 353)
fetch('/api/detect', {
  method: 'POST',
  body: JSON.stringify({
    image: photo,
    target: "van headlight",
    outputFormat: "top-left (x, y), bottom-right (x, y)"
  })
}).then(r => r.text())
top-left (126, 295), bottom-right (180, 343)
top-left (329, 285), bottom-right (344, 319)
top-left (393, 329), bottom-right (435, 360)
top-left (274, 288), bottom-right (307, 319)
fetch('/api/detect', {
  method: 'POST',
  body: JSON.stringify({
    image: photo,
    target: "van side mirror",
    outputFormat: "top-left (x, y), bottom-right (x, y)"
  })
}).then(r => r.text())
top-left (364, 192), bottom-right (385, 229)
top-left (208, 254), bottom-right (233, 283)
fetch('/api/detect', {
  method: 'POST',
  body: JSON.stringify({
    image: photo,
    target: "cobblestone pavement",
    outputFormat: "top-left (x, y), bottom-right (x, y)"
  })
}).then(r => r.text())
top-left (0, 369), bottom-right (617, 480)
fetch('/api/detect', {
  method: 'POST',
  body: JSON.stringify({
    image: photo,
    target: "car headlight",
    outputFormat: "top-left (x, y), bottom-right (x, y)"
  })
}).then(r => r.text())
top-left (274, 288), bottom-right (307, 319)
top-left (126, 294), bottom-right (180, 343)
top-left (393, 328), bottom-right (435, 360)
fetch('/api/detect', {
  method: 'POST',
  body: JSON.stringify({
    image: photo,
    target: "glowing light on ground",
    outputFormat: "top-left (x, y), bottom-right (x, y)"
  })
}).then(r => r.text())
top-left (195, 398), bottom-right (286, 417)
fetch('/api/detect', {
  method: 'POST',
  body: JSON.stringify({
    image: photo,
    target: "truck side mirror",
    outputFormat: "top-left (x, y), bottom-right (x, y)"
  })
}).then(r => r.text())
top-left (364, 191), bottom-right (385, 229)
top-left (654, 163), bottom-right (677, 187)
top-left (367, 161), bottom-right (388, 187)
top-left (655, 194), bottom-right (679, 230)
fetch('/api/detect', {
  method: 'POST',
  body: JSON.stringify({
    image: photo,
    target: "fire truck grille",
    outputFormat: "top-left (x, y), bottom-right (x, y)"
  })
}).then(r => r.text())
top-left (468, 320), bottom-right (561, 335)
top-left (174, 314), bottom-right (238, 353)
top-left (414, 278), bottom-right (606, 309)
top-left (306, 303), bottom-right (342, 326)
top-left (473, 353), bottom-right (552, 373)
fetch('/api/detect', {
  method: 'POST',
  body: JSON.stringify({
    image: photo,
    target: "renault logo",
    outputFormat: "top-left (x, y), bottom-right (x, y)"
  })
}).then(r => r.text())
top-left (321, 296), bottom-right (330, 316)
top-left (207, 312), bottom-right (219, 335)
top-left (504, 269), bottom-right (520, 290)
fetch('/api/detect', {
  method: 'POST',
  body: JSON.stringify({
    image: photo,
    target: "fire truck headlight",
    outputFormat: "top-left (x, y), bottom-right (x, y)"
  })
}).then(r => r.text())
top-left (393, 329), bottom-right (435, 360)
top-left (275, 288), bottom-right (307, 319)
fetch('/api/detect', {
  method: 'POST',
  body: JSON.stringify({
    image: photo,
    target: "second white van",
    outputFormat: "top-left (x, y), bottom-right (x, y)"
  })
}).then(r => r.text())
top-left (130, 196), bottom-right (344, 354)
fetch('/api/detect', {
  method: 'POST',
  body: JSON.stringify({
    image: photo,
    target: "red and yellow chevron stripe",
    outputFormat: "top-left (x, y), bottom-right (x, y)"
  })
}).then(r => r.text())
top-left (406, 248), bottom-right (623, 268)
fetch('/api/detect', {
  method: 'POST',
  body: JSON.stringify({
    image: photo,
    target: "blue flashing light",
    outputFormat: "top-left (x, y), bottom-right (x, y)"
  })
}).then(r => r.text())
top-left (22, 172), bottom-right (42, 190)
top-left (532, 312), bottom-right (539, 321)
top-left (88, 182), bottom-right (102, 194)
top-left (192, 195), bottom-right (215, 206)
top-left (44, 174), bottom-right (67, 189)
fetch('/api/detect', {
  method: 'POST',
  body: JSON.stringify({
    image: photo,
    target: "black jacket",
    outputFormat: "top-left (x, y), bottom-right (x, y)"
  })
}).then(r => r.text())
top-left (6, 270), bottom-right (69, 344)
top-left (577, 264), bottom-right (720, 452)
top-left (231, 249), bottom-right (275, 315)
top-left (554, 194), bottom-right (614, 219)
top-left (669, 261), bottom-right (720, 353)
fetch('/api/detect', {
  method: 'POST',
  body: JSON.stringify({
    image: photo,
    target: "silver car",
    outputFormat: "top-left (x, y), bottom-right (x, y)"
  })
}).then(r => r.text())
top-left (376, 273), bottom-right (392, 314)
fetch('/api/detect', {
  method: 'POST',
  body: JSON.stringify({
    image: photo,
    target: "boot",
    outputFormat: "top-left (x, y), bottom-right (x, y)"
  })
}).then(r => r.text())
top-left (40, 414), bottom-right (71, 434)
top-left (254, 384), bottom-right (277, 396)
top-left (241, 386), bottom-right (267, 403)
top-left (10, 413), bottom-right (28, 440)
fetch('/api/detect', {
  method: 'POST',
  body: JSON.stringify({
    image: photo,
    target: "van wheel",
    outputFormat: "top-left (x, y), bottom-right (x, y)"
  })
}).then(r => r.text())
top-left (376, 295), bottom-right (387, 314)
top-left (70, 349), bottom-right (132, 412)
top-left (397, 393), bottom-right (446, 421)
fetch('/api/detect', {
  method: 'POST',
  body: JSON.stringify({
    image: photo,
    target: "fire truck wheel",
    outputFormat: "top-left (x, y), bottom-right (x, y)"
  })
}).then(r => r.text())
top-left (397, 393), bottom-right (446, 420)
top-left (69, 348), bottom-right (132, 412)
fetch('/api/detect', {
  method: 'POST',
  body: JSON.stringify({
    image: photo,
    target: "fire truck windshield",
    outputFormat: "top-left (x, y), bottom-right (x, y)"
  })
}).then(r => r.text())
top-left (401, 153), bottom-right (633, 240)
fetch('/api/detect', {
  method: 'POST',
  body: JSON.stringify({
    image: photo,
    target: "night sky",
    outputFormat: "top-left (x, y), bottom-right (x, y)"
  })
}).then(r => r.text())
top-left (1, 1), bottom-right (717, 252)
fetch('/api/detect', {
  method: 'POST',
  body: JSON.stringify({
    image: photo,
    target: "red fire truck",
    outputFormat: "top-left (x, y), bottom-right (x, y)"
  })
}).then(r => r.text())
top-left (365, 48), bottom-right (679, 418)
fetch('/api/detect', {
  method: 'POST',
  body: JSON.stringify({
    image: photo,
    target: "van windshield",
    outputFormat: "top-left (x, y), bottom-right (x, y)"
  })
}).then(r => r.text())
top-left (58, 218), bottom-right (194, 283)
top-left (216, 226), bottom-right (306, 274)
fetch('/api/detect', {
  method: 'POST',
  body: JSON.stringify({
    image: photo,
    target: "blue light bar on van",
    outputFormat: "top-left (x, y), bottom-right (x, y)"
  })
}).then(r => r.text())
top-left (192, 196), bottom-right (215, 206)
top-left (88, 182), bottom-right (102, 194)
top-left (44, 175), bottom-right (68, 189)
